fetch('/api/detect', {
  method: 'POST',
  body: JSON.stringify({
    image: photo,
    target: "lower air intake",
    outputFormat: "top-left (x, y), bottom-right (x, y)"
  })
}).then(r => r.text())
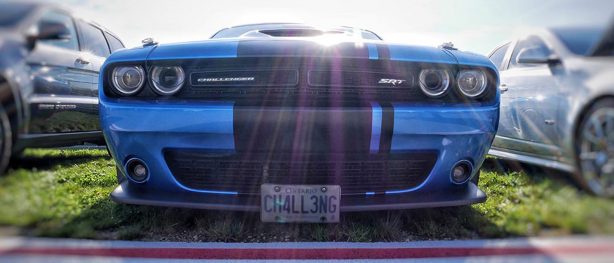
top-left (164, 150), bottom-right (437, 195)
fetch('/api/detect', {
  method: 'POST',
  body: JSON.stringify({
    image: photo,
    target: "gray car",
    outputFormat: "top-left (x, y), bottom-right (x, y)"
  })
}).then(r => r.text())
top-left (488, 25), bottom-right (614, 196)
top-left (0, 2), bottom-right (124, 173)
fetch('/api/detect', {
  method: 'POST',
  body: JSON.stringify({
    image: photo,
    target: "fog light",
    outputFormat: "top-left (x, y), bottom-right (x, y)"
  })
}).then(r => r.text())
top-left (125, 158), bottom-right (149, 183)
top-left (451, 160), bottom-right (473, 184)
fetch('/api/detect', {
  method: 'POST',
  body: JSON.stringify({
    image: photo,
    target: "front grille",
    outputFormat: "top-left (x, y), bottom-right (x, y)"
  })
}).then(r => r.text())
top-left (190, 69), bottom-right (299, 87)
top-left (174, 58), bottom-right (427, 103)
top-left (104, 58), bottom-right (498, 105)
top-left (164, 150), bottom-right (437, 195)
top-left (307, 70), bottom-right (413, 88)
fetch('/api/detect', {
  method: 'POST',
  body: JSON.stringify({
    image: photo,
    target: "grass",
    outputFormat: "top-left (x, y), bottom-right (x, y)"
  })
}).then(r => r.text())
top-left (0, 148), bottom-right (613, 241)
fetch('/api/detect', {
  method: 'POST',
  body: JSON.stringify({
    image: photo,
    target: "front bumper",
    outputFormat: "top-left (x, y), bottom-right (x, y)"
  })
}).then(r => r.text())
top-left (111, 180), bottom-right (486, 212)
top-left (102, 99), bottom-right (498, 211)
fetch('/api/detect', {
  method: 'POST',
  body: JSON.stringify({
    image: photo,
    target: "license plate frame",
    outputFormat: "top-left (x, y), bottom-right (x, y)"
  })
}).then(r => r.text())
top-left (260, 184), bottom-right (341, 223)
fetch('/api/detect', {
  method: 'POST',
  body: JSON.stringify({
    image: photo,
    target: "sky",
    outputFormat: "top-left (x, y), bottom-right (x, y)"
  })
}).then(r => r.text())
top-left (31, 0), bottom-right (614, 55)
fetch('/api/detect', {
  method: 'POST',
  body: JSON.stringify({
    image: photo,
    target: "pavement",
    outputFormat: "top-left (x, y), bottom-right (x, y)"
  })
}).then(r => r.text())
top-left (1, 236), bottom-right (614, 262)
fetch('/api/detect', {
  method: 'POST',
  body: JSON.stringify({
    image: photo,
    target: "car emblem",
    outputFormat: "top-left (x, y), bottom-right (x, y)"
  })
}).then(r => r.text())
top-left (378, 78), bottom-right (406, 85)
top-left (197, 77), bottom-right (255, 83)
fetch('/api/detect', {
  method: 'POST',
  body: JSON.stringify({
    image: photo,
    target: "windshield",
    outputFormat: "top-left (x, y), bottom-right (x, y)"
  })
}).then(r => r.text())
top-left (552, 27), bottom-right (605, 55)
top-left (211, 23), bottom-right (382, 40)
top-left (0, 3), bottom-right (35, 28)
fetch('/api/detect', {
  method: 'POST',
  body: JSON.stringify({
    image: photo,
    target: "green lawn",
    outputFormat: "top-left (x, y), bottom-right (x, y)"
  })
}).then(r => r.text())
top-left (0, 148), bottom-right (613, 241)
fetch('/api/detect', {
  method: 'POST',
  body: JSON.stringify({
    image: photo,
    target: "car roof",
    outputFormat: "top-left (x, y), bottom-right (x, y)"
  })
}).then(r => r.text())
top-left (1, 1), bottom-right (41, 10)
top-left (2, 1), bottom-right (122, 41)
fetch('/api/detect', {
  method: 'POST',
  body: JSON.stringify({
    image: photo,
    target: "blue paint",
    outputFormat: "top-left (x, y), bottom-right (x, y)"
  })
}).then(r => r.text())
top-left (148, 40), bottom-right (239, 60)
top-left (367, 43), bottom-right (378, 59)
top-left (370, 102), bottom-right (382, 153)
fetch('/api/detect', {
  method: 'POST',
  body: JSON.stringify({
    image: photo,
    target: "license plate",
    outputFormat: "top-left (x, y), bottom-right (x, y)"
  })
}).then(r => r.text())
top-left (260, 184), bottom-right (340, 223)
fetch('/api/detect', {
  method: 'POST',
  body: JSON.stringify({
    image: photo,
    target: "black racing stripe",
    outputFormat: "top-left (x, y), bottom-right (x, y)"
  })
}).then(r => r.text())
top-left (236, 39), bottom-right (371, 58)
top-left (233, 103), bottom-right (373, 155)
top-left (376, 44), bottom-right (391, 60)
top-left (379, 102), bottom-right (394, 153)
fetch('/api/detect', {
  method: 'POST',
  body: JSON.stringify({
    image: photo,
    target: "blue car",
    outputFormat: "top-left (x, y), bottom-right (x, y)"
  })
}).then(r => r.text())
top-left (101, 23), bottom-right (499, 222)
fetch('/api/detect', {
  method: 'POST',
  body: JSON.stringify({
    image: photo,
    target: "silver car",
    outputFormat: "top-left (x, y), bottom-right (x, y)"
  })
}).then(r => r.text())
top-left (488, 25), bottom-right (614, 196)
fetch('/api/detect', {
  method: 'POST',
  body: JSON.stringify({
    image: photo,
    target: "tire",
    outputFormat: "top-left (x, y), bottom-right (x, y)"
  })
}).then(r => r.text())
top-left (0, 104), bottom-right (12, 175)
top-left (574, 98), bottom-right (614, 197)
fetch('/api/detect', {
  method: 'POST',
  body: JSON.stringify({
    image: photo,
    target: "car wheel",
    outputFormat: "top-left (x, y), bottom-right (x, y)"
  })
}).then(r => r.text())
top-left (575, 98), bottom-right (614, 197)
top-left (0, 104), bottom-right (11, 175)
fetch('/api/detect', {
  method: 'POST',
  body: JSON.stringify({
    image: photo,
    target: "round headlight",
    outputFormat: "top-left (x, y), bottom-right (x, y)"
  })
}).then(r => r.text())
top-left (418, 69), bottom-right (450, 97)
top-left (111, 66), bottom-right (145, 95)
top-left (457, 70), bottom-right (487, 98)
top-left (150, 66), bottom-right (185, 95)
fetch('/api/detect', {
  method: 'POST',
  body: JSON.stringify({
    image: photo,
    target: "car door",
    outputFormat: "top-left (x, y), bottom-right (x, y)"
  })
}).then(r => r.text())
top-left (73, 20), bottom-right (113, 131)
top-left (496, 36), bottom-right (561, 158)
top-left (25, 10), bottom-right (97, 134)
top-left (488, 43), bottom-right (516, 140)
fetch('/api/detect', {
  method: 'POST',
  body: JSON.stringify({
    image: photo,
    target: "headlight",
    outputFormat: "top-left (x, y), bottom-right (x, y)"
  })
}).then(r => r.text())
top-left (457, 70), bottom-right (487, 98)
top-left (150, 66), bottom-right (185, 95)
top-left (111, 66), bottom-right (145, 95)
top-left (418, 69), bottom-right (450, 97)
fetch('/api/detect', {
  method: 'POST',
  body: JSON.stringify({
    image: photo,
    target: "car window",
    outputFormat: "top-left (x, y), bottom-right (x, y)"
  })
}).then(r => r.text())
top-left (509, 36), bottom-right (551, 69)
top-left (488, 43), bottom-right (510, 70)
top-left (37, 11), bottom-right (78, 50)
top-left (77, 21), bottom-right (110, 57)
top-left (104, 32), bottom-right (125, 52)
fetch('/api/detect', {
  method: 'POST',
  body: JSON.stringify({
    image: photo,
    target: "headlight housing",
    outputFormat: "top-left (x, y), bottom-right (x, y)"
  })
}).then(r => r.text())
top-left (150, 66), bottom-right (185, 95)
top-left (418, 69), bottom-right (450, 97)
top-left (111, 66), bottom-right (145, 95)
top-left (457, 70), bottom-right (487, 98)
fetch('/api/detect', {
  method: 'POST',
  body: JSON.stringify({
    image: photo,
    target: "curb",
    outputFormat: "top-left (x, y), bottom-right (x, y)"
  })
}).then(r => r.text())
top-left (1, 236), bottom-right (614, 260)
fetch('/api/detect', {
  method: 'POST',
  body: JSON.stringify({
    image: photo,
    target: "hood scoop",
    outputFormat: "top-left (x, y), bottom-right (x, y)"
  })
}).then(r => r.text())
top-left (245, 28), bottom-right (345, 38)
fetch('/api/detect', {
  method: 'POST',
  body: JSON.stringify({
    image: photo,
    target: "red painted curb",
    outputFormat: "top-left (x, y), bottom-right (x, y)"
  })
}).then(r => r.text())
top-left (2, 245), bottom-right (614, 259)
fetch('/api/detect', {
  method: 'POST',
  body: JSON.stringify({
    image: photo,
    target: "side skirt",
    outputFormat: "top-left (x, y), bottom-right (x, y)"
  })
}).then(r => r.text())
top-left (488, 147), bottom-right (576, 173)
top-left (14, 131), bottom-right (104, 151)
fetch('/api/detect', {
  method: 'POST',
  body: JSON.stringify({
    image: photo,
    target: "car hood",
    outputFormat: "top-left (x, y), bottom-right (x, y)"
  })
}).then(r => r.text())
top-left (566, 56), bottom-right (614, 75)
top-left (565, 56), bottom-right (614, 92)
top-left (0, 30), bottom-right (24, 46)
top-left (0, 31), bottom-right (28, 70)
top-left (152, 37), bottom-right (494, 66)
top-left (106, 37), bottom-right (496, 71)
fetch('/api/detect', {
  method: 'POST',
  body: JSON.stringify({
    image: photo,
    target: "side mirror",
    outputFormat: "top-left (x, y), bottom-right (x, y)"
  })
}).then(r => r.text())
top-left (25, 21), bottom-right (72, 50)
top-left (516, 47), bottom-right (560, 65)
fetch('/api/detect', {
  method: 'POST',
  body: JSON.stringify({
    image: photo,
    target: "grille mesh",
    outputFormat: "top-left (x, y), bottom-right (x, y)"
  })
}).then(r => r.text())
top-left (164, 150), bottom-right (437, 195)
